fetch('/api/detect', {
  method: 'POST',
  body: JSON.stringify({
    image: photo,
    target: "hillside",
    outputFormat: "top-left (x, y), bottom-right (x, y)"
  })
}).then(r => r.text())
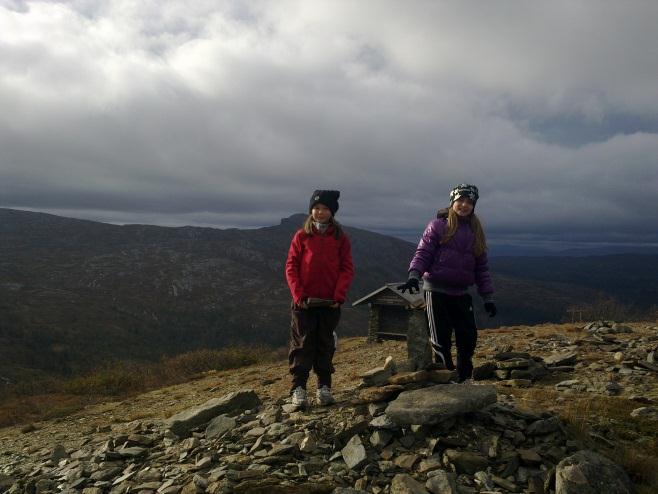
top-left (0, 208), bottom-right (652, 385)
top-left (1, 321), bottom-right (657, 493)
top-left (0, 209), bottom-right (414, 381)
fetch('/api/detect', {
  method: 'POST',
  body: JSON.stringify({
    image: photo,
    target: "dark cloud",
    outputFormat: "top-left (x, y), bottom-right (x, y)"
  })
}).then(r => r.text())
top-left (1, 1), bottom-right (657, 247)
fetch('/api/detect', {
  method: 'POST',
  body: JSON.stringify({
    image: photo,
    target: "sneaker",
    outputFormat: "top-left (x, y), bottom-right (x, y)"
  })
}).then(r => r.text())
top-left (291, 386), bottom-right (308, 407)
top-left (316, 385), bottom-right (335, 406)
top-left (459, 378), bottom-right (474, 385)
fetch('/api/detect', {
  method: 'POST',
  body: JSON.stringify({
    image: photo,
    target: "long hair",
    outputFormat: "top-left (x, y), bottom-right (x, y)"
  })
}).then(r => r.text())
top-left (438, 207), bottom-right (487, 257)
top-left (302, 214), bottom-right (343, 239)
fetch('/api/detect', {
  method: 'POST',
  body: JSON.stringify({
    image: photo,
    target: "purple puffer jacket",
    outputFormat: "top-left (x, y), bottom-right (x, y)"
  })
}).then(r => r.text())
top-left (409, 216), bottom-right (494, 297)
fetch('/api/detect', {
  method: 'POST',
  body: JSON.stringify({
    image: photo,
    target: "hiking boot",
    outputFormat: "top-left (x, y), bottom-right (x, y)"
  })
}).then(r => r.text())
top-left (316, 386), bottom-right (335, 406)
top-left (291, 386), bottom-right (308, 407)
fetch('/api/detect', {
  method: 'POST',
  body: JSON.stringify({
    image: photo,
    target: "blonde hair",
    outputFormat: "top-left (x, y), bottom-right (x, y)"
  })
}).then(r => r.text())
top-left (439, 208), bottom-right (487, 257)
top-left (302, 214), bottom-right (343, 239)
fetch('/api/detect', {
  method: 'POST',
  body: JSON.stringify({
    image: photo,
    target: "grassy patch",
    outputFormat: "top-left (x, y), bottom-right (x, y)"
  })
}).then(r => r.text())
top-left (510, 386), bottom-right (658, 491)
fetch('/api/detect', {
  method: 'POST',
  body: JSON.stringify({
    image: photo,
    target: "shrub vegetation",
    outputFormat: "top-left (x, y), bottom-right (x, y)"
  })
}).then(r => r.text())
top-left (0, 345), bottom-right (284, 427)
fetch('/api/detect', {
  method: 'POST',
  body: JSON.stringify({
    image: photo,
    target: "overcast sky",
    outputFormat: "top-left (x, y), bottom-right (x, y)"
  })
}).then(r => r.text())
top-left (1, 1), bottom-right (657, 247)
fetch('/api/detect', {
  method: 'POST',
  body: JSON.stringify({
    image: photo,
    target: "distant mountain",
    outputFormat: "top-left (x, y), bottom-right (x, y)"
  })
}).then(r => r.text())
top-left (490, 255), bottom-right (658, 311)
top-left (0, 209), bottom-right (414, 381)
top-left (1, 208), bottom-right (654, 384)
top-left (488, 243), bottom-right (658, 257)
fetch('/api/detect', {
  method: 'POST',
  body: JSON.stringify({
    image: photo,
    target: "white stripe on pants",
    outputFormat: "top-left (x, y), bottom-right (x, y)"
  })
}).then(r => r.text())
top-left (425, 290), bottom-right (447, 367)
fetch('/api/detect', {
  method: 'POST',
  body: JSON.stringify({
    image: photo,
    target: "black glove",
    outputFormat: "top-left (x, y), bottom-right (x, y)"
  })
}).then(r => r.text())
top-left (397, 278), bottom-right (420, 294)
top-left (484, 302), bottom-right (497, 317)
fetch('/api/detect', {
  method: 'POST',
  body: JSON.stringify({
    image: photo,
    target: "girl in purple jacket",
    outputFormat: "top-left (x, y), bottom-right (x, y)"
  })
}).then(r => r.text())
top-left (398, 184), bottom-right (496, 383)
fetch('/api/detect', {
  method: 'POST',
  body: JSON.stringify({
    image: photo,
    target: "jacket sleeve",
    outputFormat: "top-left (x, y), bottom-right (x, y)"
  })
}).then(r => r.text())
top-left (474, 250), bottom-right (494, 298)
top-left (285, 231), bottom-right (306, 305)
top-left (333, 234), bottom-right (354, 303)
top-left (408, 219), bottom-right (444, 276)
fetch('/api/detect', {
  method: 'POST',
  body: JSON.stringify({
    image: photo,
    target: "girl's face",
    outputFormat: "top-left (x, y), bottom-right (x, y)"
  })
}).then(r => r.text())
top-left (311, 204), bottom-right (332, 223)
top-left (452, 196), bottom-right (474, 217)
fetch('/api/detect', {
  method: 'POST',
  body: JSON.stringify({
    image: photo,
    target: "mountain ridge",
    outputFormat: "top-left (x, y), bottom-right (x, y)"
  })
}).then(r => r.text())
top-left (1, 207), bottom-right (654, 385)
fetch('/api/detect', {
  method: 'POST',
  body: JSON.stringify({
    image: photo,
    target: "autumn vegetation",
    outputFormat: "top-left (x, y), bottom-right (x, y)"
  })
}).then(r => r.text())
top-left (0, 345), bottom-right (285, 428)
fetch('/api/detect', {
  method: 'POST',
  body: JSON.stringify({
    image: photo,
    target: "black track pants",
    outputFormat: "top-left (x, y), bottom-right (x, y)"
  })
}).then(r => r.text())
top-left (425, 291), bottom-right (478, 381)
top-left (288, 303), bottom-right (340, 391)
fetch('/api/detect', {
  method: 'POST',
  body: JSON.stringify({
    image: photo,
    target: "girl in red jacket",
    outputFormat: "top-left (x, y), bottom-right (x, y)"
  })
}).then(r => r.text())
top-left (285, 190), bottom-right (354, 407)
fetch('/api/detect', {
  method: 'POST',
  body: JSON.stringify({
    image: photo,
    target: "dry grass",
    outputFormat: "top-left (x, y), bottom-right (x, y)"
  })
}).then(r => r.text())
top-left (0, 345), bottom-right (286, 427)
top-left (509, 385), bottom-right (658, 491)
top-left (0, 393), bottom-right (93, 427)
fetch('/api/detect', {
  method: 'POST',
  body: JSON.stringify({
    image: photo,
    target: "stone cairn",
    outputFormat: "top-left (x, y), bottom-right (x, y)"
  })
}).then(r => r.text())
top-left (1, 356), bottom-right (638, 494)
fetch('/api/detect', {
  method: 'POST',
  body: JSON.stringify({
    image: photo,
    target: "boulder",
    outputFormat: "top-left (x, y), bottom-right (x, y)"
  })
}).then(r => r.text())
top-left (385, 385), bottom-right (497, 425)
top-left (555, 450), bottom-right (633, 494)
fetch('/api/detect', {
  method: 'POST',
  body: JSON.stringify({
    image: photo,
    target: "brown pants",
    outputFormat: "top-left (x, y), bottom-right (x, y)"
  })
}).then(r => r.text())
top-left (288, 303), bottom-right (340, 392)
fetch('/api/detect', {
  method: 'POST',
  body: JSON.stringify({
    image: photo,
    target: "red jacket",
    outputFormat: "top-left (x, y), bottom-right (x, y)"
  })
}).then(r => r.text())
top-left (285, 225), bottom-right (354, 306)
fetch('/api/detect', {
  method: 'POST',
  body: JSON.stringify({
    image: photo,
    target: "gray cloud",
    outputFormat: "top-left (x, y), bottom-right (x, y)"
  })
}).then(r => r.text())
top-left (1, 0), bottom-right (657, 246)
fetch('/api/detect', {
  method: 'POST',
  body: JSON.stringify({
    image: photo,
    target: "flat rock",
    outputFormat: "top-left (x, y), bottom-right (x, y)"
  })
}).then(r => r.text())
top-left (385, 384), bottom-right (497, 425)
top-left (205, 414), bottom-right (236, 439)
top-left (427, 370), bottom-right (457, 384)
top-left (388, 371), bottom-right (428, 385)
top-left (341, 435), bottom-right (367, 470)
top-left (361, 366), bottom-right (394, 387)
top-left (165, 390), bottom-right (261, 437)
top-left (544, 352), bottom-right (578, 367)
top-left (496, 359), bottom-right (531, 370)
top-left (358, 385), bottom-right (405, 403)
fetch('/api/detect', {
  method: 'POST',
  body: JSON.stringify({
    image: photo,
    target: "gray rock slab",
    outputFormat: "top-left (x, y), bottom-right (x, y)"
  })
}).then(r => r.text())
top-left (556, 450), bottom-right (634, 494)
top-left (544, 352), bottom-right (578, 367)
top-left (341, 435), bottom-right (367, 471)
top-left (526, 416), bottom-right (562, 436)
top-left (443, 449), bottom-right (489, 475)
top-left (165, 389), bottom-right (261, 437)
top-left (51, 444), bottom-right (68, 462)
top-left (205, 414), bottom-right (236, 439)
top-left (391, 474), bottom-right (430, 494)
top-left (361, 366), bottom-right (393, 387)
top-left (630, 406), bottom-right (658, 420)
top-left (370, 430), bottom-right (392, 449)
top-left (385, 384), bottom-right (497, 425)
top-left (472, 362), bottom-right (496, 380)
top-left (426, 469), bottom-right (457, 494)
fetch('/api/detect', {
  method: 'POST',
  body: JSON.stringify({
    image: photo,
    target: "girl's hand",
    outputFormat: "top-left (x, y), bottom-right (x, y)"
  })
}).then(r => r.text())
top-left (330, 302), bottom-right (341, 308)
top-left (484, 302), bottom-right (497, 317)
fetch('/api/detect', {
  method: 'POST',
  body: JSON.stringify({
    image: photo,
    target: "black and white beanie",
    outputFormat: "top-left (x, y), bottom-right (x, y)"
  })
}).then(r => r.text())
top-left (449, 184), bottom-right (479, 205)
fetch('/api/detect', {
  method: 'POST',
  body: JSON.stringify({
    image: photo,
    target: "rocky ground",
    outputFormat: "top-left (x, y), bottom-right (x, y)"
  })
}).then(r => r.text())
top-left (1, 321), bottom-right (657, 494)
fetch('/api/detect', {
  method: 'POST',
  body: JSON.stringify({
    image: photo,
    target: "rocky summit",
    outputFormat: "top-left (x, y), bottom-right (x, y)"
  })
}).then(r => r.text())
top-left (1, 321), bottom-right (657, 493)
